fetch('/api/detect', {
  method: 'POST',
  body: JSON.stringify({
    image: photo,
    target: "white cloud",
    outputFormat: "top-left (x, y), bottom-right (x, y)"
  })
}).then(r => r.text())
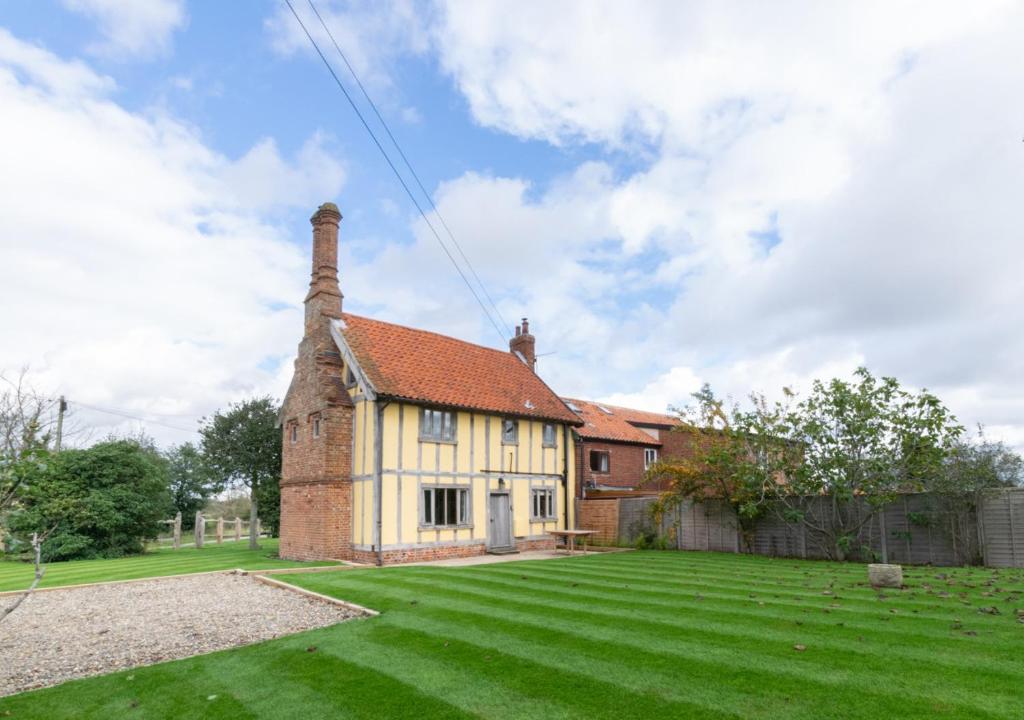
top-left (357, 1), bottom-right (1024, 448)
top-left (0, 29), bottom-right (345, 445)
top-left (63, 0), bottom-right (187, 59)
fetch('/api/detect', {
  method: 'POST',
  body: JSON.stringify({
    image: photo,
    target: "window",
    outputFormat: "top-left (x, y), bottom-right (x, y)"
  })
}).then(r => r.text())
top-left (501, 418), bottom-right (519, 444)
top-left (542, 423), bottom-right (557, 447)
top-left (289, 423), bottom-right (298, 444)
top-left (345, 365), bottom-right (357, 387)
top-left (589, 450), bottom-right (609, 473)
top-left (420, 408), bottom-right (457, 442)
top-left (312, 416), bottom-right (321, 439)
top-left (421, 487), bottom-right (469, 527)
top-left (531, 488), bottom-right (555, 520)
top-left (644, 447), bottom-right (658, 469)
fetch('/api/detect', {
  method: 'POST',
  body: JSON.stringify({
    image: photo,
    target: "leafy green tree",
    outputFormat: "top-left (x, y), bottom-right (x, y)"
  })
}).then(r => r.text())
top-left (199, 397), bottom-right (281, 549)
top-left (650, 368), bottom-right (964, 560)
top-left (645, 385), bottom-right (778, 551)
top-left (7, 440), bottom-right (170, 561)
top-left (165, 442), bottom-right (218, 530)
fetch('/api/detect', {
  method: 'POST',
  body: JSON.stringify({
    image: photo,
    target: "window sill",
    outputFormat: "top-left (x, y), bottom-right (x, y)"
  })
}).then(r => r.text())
top-left (542, 444), bottom-right (557, 449)
top-left (530, 517), bottom-right (557, 523)
top-left (418, 438), bottom-right (458, 445)
top-left (501, 441), bottom-right (519, 446)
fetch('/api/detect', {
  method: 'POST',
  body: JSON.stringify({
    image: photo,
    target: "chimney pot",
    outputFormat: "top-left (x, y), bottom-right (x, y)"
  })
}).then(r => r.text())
top-left (509, 317), bottom-right (536, 372)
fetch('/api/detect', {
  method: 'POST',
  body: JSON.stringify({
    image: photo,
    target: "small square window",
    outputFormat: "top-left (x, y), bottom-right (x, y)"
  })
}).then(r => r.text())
top-left (542, 423), bottom-right (557, 447)
top-left (589, 450), bottom-right (609, 473)
top-left (531, 488), bottom-right (555, 520)
top-left (421, 486), bottom-right (470, 527)
top-left (501, 418), bottom-right (518, 444)
top-left (644, 447), bottom-right (657, 469)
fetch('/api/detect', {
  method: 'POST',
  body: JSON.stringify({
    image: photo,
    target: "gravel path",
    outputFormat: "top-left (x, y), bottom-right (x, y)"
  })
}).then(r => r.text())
top-left (0, 572), bottom-right (362, 697)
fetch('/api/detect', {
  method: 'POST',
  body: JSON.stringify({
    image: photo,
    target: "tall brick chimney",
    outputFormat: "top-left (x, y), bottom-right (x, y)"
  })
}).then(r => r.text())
top-left (509, 317), bottom-right (536, 371)
top-left (304, 202), bottom-right (343, 335)
top-left (279, 201), bottom-right (353, 562)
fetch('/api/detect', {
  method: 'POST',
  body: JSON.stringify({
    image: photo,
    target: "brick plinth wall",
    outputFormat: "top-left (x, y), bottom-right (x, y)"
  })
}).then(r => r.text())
top-left (350, 537), bottom-right (557, 565)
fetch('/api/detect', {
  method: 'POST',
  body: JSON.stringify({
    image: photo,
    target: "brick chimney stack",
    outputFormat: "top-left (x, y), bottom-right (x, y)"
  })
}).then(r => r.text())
top-left (305, 202), bottom-right (343, 335)
top-left (509, 317), bottom-right (536, 371)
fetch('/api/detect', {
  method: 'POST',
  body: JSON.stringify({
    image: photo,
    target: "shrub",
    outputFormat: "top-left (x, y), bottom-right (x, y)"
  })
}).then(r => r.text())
top-left (7, 440), bottom-right (170, 561)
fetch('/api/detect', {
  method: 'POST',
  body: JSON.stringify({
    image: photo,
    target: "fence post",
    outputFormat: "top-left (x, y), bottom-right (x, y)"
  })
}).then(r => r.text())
top-left (234, 516), bottom-right (242, 542)
top-left (195, 511), bottom-right (204, 549)
top-left (216, 516), bottom-right (224, 545)
top-left (172, 511), bottom-right (182, 550)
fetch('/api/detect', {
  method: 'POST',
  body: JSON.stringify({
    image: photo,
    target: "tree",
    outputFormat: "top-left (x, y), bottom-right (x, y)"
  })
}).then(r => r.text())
top-left (7, 440), bottom-right (170, 561)
top-left (165, 442), bottom-right (217, 530)
top-left (776, 368), bottom-right (962, 559)
top-left (199, 397), bottom-right (281, 549)
top-left (645, 384), bottom-right (779, 550)
top-left (649, 368), bottom-right (964, 560)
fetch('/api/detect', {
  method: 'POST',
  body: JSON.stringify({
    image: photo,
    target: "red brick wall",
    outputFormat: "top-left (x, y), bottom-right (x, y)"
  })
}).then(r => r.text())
top-left (279, 204), bottom-right (354, 562)
top-left (576, 439), bottom-right (651, 495)
top-left (577, 499), bottom-right (620, 544)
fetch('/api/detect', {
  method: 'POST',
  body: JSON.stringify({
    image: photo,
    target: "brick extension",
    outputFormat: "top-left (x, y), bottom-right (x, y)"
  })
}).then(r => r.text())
top-left (279, 203), bottom-right (354, 562)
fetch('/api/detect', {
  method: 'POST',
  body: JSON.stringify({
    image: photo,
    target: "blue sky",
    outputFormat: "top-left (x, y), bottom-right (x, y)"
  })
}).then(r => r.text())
top-left (2, 1), bottom-right (1023, 449)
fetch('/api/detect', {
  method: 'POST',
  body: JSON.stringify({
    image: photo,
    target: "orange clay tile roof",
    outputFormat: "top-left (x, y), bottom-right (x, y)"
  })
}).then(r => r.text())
top-left (561, 398), bottom-right (676, 444)
top-left (338, 313), bottom-right (581, 425)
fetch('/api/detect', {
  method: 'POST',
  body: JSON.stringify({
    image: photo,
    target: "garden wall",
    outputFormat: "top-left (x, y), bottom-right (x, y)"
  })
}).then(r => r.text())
top-left (579, 488), bottom-right (1024, 567)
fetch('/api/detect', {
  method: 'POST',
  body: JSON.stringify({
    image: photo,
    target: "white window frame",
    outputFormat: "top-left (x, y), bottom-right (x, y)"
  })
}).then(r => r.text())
top-left (644, 447), bottom-right (658, 469)
top-left (589, 450), bottom-right (609, 473)
top-left (542, 423), bottom-right (557, 447)
top-left (501, 418), bottom-right (519, 445)
top-left (531, 487), bottom-right (556, 520)
top-left (420, 486), bottom-right (471, 528)
top-left (419, 407), bottom-right (457, 443)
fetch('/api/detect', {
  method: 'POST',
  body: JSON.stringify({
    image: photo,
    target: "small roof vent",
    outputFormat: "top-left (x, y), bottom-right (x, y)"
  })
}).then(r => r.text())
top-left (524, 399), bottom-right (535, 410)
top-left (597, 404), bottom-right (613, 415)
top-left (566, 401), bottom-right (581, 413)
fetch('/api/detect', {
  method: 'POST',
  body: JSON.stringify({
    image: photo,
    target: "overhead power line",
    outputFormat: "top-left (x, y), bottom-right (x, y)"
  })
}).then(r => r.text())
top-left (284, 0), bottom-right (510, 344)
top-left (71, 401), bottom-right (197, 434)
top-left (303, 0), bottom-right (513, 340)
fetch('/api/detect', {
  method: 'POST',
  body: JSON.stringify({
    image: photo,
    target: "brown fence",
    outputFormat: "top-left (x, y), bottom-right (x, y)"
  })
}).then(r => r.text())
top-left (578, 487), bottom-right (1024, 567)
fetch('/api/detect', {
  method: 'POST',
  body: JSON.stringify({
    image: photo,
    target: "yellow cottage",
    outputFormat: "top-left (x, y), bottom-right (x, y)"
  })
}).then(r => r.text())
top-left (279, 202), bottom-right (581, 564)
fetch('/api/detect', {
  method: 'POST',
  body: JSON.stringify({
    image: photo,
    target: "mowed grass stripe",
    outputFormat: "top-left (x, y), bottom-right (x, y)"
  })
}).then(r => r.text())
top-left (476, 562), bottom-right (1022, 636)
top-left (418, 567), bottom-right (1024, 668)
top-left (0, 539), bottom-right (338, 591)
top-left (326, 575), bottom-right (1004, 719)
top-left (534, 554), bottom-right (1024, 608)
top-left (299, 570), bottom-right (1021, 715)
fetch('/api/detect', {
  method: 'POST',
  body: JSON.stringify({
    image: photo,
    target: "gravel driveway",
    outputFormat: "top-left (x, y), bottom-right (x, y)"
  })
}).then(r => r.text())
top-left (0, 572), bottom-right (363, 697)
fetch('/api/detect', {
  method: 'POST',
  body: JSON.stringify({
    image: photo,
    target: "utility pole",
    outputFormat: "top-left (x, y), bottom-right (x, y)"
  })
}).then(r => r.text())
top-left (55, 395), bottom-right (66, 452)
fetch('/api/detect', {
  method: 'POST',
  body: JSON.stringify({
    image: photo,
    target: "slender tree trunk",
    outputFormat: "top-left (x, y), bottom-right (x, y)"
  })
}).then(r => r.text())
top-left (248, 481), bottom-right (259, 550)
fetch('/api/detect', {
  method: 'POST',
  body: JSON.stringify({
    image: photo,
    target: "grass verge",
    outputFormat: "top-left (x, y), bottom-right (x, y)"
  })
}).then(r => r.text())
top-left (0, 538), bottom-right (337, 592)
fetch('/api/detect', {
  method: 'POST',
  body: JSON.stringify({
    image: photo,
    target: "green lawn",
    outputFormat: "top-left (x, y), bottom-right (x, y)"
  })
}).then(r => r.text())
top-left (2, 551), bottom-right (1023, 719)
top-left (0, 538), bottom-right (336, 591)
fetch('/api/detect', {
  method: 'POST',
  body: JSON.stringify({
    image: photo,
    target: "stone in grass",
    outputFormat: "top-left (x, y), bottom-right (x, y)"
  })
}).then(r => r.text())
top-left (868, 563), bottom-right (903, 589)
